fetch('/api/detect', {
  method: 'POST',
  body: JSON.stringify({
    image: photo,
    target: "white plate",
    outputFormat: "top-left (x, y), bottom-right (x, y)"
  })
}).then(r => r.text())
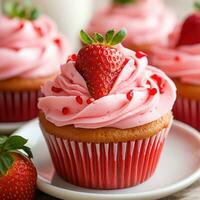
top-left (0, 121), bottom-right (26, 134)
top-left (14, 120), bottom-right (200, 200)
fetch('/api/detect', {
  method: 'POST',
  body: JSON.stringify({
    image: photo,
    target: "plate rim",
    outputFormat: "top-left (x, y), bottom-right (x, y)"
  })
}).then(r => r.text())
top-left (14, 120), bottom-right (200, 199)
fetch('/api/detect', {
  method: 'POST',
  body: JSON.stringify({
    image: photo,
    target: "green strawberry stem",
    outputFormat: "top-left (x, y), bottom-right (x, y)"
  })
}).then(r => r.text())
top-left (1, 0), bottom-right (41, 20)
top-left (80, 28), bottom-right (127, 46)
top-left (194, 1), bottom-right (200, 11)
top-left (0, 135), bottom-right (33, 176)
top-left (113, 0), bottom-right (136, 5)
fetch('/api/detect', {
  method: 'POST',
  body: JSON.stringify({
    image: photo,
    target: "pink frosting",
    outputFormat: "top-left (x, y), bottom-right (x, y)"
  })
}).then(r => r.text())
top-left (88, 0), bottom-right (176, 47)
top-left (38, 45), bottom-right (176, 129)
top-left (0, 15), bottom-right (70, 80)
top-left (151, 25), bottom-right (200, 85)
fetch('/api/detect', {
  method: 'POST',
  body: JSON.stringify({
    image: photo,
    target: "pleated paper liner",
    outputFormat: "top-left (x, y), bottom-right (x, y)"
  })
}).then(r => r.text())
top-left (41, 123), bottom-right (171, 189)
top-left (173, 97), bottom-right (200, 132)
top-left (0, 90), bottom-right (42, 122)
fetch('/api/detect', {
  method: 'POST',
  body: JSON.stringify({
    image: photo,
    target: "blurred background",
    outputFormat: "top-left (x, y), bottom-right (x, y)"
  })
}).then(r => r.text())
top-left (0, 0), bottom-right (195, 49)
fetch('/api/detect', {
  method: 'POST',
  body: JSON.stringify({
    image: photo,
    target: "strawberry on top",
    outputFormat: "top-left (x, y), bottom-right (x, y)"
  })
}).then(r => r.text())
top-left (75, 29), bottom-right (127, 99)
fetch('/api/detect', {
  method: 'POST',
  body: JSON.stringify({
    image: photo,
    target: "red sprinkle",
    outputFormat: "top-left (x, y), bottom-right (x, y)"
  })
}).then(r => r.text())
top-left (51, 86), bottom-right (62, 93)
top-left (126, 90), bottom-right (134, 101)
top-left (151, 74), bottom-right (162, 85)
top-left (76, 96), bottom-right (83, 105)
top-left (159, 81), bottom-right (166, 94)
top-left (10, 47), bottom-right (19, 51)
top-left (62, 107), bottom-right (69, 115)
top-left (54, 38), bottom-right (61, 46)
top-left (67, 54), bottom-right (77, 63)
top-left (174, 55), bottom-right (180, 61)
top-left (16, 22), bottom-right (24, 31)
top-left (146, 80), bottom-right (151, 86)
top-left (148, 88), bottom-right (157, 95)
top-left (135, 51), bottom-right (147, 59)
top-left (151, 74), bottom-right (166, 94)
top-left (34, 26), bottom-right (43, 36)
top-left (134, 59), bottom-right (138, 67)
top-left (123, 58), bottom-right (129, 66)
top-left (159, 86), bottom-right (165, 94)
top-left (87, 97), bottom-right (95, 104)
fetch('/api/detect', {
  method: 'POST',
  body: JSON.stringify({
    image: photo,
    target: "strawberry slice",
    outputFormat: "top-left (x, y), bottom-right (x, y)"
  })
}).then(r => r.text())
top-left (176, 3), bottom-right (200, 46)
top-left (75, 29), bottom-right (127, 99)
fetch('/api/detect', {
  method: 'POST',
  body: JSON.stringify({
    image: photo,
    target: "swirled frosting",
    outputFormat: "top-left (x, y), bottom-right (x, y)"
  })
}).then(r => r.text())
top-left (0, 15), bottom-right (70, 80)
top-left (151, 25), bottom-right (200, 85)
top-left (87, 0), bottom-right (176, 47)
top-left (38, 45), bottom-right (176, 129)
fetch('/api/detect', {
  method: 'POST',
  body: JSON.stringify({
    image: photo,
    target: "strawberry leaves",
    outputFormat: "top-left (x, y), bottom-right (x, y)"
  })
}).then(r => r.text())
top-left (111, 29), bottom-right (127, 45)
top-left (80, 28), bottom-right (127, 46)
top-left (3, 136), bottom-right (27, 150)
top-left (194, 1), bottom-right (200, 11)
top-left (80, 30), bottom-right (94, 44)
top-left (105, 29), bottom-right (115, 43)
top-left (114, 0), bottom-right (136, 5)
top-left (2, 0), bottom-right (41, 20)
top-left (0, 135), bottom-right (33, 176)
top-left (93, 32), bottom-right (104, 43)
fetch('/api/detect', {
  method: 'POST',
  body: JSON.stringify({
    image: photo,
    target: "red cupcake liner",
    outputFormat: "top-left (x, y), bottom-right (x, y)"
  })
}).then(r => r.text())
top-left (0, 90), bottom-right (42, 122)
top-left (173, 96), bottom-right (200, 131)
top-left (41, 124), bottom-right (171, 189)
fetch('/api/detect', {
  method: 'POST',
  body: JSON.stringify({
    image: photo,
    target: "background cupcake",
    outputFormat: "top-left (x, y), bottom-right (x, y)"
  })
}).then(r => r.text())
top-left (38, 29), bottom-right (176, 189)
top-left (150, 3), bottom-right (200, 131)
top-left (0, 0), bottom-right (70, 123)
top-left (87, 0), bottom-right (176, 53)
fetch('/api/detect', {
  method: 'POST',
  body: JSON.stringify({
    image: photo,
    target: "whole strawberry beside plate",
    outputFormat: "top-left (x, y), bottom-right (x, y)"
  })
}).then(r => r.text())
top-left (0, 135), bottom-right (37, 200)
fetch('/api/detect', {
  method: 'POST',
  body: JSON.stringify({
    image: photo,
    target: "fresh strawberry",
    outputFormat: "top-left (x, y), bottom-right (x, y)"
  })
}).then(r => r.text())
top-left (176, 3), bottom-right (200, 46)
top-left (75, 29), bottom-right (127, 99)
top-left (0, 135), bottom-right (37, 200)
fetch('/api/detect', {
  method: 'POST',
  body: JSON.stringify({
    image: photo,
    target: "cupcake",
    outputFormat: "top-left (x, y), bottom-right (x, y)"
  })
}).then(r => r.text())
top-left (0, 0), bottom-right (70, 123)
top-left (87, 0), bottom-right (176, 53)
top-left (150, 4), bottom-right (200, 131)
top-left (38, 29), bottom-right (176, 189)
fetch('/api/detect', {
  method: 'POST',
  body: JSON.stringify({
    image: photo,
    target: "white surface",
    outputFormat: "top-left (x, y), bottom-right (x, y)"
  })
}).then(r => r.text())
top-left (33, 0), bottom-right (93, 50)
top-left (0, 121), bottom-right (26, 134)
top-left (165, 0), bottom-right (193, 19)
top-left (14, 120), bottom-right (200, 200)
